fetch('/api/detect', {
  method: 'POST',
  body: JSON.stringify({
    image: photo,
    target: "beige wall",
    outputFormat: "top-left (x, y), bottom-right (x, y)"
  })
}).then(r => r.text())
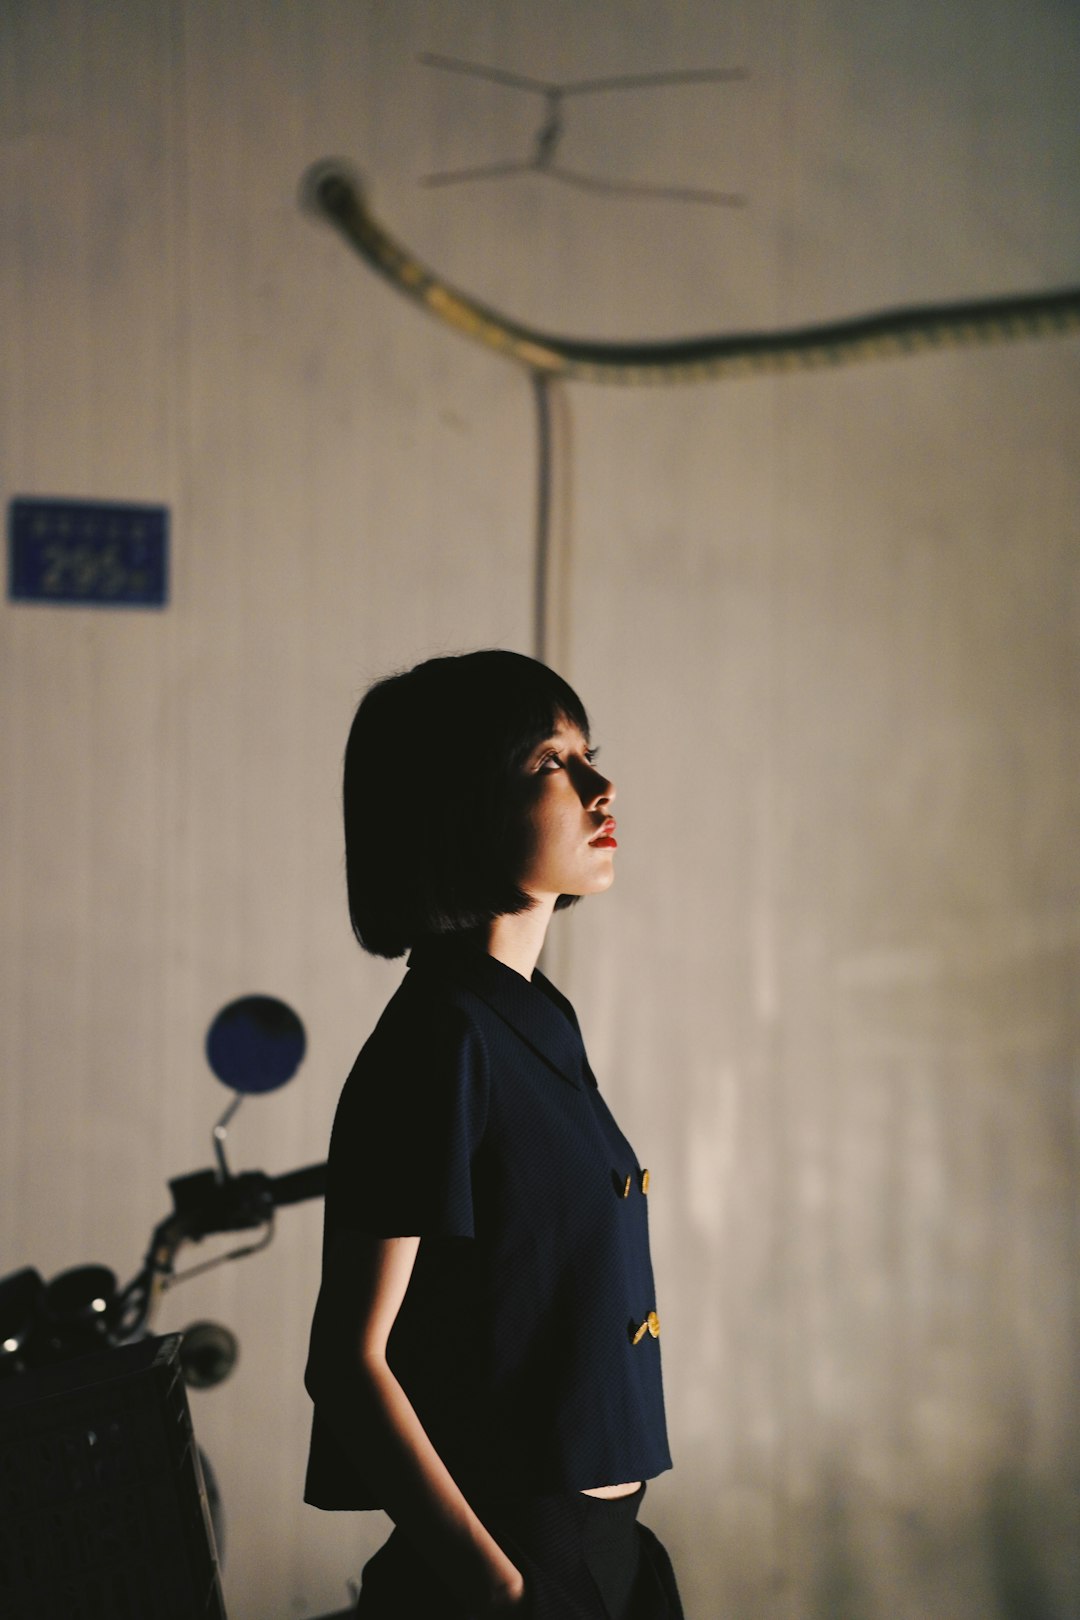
top-left (2, 3), bottom-right (1078, 1617)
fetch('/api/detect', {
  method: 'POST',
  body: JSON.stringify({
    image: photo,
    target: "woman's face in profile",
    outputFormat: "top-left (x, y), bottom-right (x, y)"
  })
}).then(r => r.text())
top-left (517, 719), bottom-right (618, 902)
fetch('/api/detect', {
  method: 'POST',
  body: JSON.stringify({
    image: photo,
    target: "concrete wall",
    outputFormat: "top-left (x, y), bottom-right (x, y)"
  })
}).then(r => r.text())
top-left (2, 3), bottom-right (1078, 1616)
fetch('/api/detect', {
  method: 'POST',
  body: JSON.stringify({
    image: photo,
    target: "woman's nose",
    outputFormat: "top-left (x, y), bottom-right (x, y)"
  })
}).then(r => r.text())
top-left (583, 765), bottom-right (615, 808)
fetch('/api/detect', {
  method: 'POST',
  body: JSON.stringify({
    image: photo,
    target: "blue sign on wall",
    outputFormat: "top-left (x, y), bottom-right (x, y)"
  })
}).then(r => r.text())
top-left (7, 498), bottom-right (169, 607)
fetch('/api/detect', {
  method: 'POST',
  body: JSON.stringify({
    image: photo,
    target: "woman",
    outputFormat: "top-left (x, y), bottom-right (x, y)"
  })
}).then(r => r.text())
top-left (304, 650), bottom-right (681, 1619)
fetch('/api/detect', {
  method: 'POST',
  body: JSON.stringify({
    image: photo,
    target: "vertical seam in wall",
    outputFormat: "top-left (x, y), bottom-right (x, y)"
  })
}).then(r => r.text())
top-left (0, 6), bottom-right (24, 1224)
top-left (768, 0), bottom-right (797, 1608)
top-left (536, 375), bottom-right (577, 993)
top-left (163, 0), bottom-right (193, 1137)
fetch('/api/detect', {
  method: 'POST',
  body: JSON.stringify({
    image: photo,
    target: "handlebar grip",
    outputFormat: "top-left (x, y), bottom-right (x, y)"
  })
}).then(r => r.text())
top-left (269, 1162), bottom-right (327, 1206)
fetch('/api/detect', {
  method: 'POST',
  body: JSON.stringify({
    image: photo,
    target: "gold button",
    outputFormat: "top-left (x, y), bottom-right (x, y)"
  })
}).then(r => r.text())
top-left (640, 1168), bottom-right (650, 1195)
top-left (630, 1312), bottom-right (660, 1345)
top-left (622, 1174), bottom-right (632, 1199)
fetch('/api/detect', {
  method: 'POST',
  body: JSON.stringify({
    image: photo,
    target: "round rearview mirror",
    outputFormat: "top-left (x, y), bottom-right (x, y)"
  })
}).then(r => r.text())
top-left (205, 995), bottom-right (306, 1095)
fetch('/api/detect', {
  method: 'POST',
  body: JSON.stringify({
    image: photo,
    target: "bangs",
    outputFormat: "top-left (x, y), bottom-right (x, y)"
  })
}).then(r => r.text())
top-left (484, 659), bottom-right (591, 772)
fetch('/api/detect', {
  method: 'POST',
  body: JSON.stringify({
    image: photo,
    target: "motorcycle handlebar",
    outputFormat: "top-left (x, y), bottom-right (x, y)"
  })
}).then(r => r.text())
top-left (268, 1162), bottom-right (326, 1206)
top-left (168, 1162), bottom-right (326, 1240)
top-left (115, 1159), bottom-right (328, 1335)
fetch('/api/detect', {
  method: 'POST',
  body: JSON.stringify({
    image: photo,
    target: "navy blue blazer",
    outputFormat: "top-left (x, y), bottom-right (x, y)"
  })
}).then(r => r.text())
top-left (304, 934), bottom-right (671, 1508)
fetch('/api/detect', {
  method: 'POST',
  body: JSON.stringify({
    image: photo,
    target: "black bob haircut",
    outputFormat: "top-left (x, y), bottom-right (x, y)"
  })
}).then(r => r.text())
top-left (344, 649), bottom-right (591, 959)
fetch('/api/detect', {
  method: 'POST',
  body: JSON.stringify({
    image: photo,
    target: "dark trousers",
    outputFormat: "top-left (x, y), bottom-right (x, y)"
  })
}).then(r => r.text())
top-left (355, 1482), bottom-right (684, 1619)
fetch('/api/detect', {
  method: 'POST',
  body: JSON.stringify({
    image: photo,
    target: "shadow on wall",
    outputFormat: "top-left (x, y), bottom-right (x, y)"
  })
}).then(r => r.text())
top-left (983, 1468), bottom-right (1063, 1620)
top-left (805, 1464), bottom-right (1074, 1620)
top-left (810, 1473), bottom-right (872, 1620)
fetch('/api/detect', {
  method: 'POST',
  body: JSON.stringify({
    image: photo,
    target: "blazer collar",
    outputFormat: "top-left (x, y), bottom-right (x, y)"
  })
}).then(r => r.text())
top-left (407, 935), bottom-right (589, 1088)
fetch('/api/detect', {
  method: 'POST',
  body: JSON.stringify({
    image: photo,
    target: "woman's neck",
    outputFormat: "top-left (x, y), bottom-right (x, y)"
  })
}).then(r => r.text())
top-left (483, 897), bottom-right (555, 981)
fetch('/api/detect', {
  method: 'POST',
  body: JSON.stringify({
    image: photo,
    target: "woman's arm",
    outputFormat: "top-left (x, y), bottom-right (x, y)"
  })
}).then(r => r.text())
top-left (306, 1230), bottom-right (526, 1614)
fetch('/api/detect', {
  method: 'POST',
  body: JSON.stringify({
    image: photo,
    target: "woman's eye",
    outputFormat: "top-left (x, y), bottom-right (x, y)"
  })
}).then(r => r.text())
top-left (539, 745), bottom-right (599, 772)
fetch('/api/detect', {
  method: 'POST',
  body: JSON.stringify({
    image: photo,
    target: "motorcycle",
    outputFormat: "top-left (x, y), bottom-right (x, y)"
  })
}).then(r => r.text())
top-left (0, 995), bottom-right (357, 1619)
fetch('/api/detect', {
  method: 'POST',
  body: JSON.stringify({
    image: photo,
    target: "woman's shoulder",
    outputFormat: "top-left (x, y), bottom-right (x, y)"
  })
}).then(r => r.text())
top-left (341, 964), bottom-right (492, 1094)
top-left (383, 956), bottom-right (493, 1034)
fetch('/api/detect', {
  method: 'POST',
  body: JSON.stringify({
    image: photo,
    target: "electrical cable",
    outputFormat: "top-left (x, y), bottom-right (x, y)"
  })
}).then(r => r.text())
top-left (532, 372), bottom-right (553, 661)
top-left (303, 165), bottom-right (1080, 385)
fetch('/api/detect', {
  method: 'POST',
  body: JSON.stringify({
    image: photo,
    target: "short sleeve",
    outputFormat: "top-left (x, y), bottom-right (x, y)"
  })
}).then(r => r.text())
top-left (324, 989), bottom-right (489, 1239)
